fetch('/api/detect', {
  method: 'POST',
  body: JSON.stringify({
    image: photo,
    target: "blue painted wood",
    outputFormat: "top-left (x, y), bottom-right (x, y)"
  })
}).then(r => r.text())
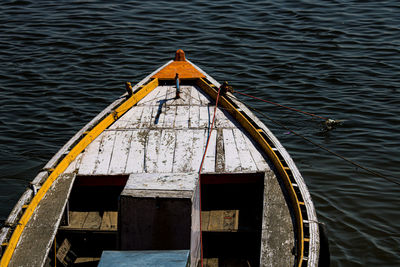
top-left (98, 250), bottom-right (190, 267)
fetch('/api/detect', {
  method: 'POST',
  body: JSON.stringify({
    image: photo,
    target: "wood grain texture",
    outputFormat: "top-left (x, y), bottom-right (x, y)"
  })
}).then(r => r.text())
top-left (125, 130), bottom-right (147, 174)
top-left (65, 85), bottom-right (270, 180)
top-left (173, 130), bottom-right (193, 173)
top-left (222, 128), bottom-right (241, 172)
top-left (232, 128), bottom-right (257, 172)
top-left (108, 130), bottom-right (133, 174)
top-left (93, 132), bottom-right (116, 175)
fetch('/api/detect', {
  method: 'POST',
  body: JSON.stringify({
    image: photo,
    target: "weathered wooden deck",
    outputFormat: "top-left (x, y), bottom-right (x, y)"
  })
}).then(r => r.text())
top-left (64, 85), bottom-right (272, 176)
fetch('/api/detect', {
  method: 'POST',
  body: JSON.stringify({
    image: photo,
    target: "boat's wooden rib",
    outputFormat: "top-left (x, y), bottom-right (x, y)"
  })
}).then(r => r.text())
top-left (0, 50), bottom-right (321, 267)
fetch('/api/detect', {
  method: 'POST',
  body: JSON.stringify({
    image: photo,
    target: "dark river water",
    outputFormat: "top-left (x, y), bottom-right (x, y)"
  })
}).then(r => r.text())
top-left (0, 1), bottom-right (399, 266)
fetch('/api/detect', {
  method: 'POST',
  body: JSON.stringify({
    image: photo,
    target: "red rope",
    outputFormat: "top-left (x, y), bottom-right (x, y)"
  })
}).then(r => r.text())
top-left (234, 90), bottom-right (328, 121)
top-left (198, 85), bottom-right (221, 267)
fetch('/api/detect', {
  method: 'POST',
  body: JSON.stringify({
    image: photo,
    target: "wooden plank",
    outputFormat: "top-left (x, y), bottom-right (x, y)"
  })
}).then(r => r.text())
top-left (203, 258), bottom-right (218, 267)
top-left (82, 212), bottom-right (101, 229)
top-left (67, 211), bottom-right (88, 229)
top-left (223, 210), bottom-right (239, 231)
top-left (198, 87), bottom-right (211, 105)
top-left (181, 85), bottom-right (191, 103)
top-left (0, 189), bottom-right (33, 246)
top-left (145, 85), bottom-right (168, 104)
top-left (56, 238), bottom-right (72, 266)
top-left (165, 85), bottom-right (176, 100)
top-left (108, 130), bottom-right (133, 174)
top-left (242, 131), bottom-right (270, 171)
top-left (222, 129), bottom-right (241, 172)
top-left (154, 85), bottom-right (169, 103)
top-left (175, 105), bottom-right (189, 129)
top-left (125, 130), bottom-right (147, 174)
top-left (189, 105), bottom-right (200, 128)
top-left (199, 106), bottom-right (210, 129)
top-left (109, 212), bottom-right (118, 229)
top-left (31, 171), bottom-right (48, 187)
top-left (153, 100), bottom-right (166, 128)
top-left (173, 85), bottom-right (189, 106)
top-left (163, 105), bottom-right (176, 128)
top-left (261, 171), bottom-right (296, 266)
top-left (128, 106), bottom-right (145, 129)
top-left (232, 129), bottom-right (258, 172)
top-left (215, 129), bottom-right (225, 172)
top-left (190, 85), bottom-right (201, 105)
top-left (173, 130), bottom-right (193, 173)
top-left (202, 129), bottom-right (217, 173)
top-left (3, 189), bottom-right (33, 227)
top-left (157, 130), bottom-right (176, 173)
top-left (74, 258), bottom-right (100, 264)
top-left (65, 153), bottom-right (82, 174)
top-left (204, 210), bottom-right (238, 232)
top-left (138, 85), bottom-right (163, 105)
top-left (100, 211), bottom-right (118, 231)
top-left (8, 174), bottom-right (76, 267)
top-left (191, 130), bottom-right (206, 172)
top-left (93, 132), bottom-right (116, 175)
top-left (201, 211), bottom-right (210, 231)
top-left (77, 135), bottom-right (103, 175)
top-left (139, 105), bottom-right (154, 129)
top-left (208, 210), bottom-right (223, 231)
top-left (145, 130), bottom-right (162, 173)
top-left (124, 173), bottom-right (197, 192)
top-left (111, 106), bottom-right (144, 130)
top-left (215, 108), bottom-right (236, 128)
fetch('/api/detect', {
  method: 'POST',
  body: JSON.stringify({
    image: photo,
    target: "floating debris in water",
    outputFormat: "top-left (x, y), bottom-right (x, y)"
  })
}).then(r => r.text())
top-left (324, 119), bottom-right (343, 131)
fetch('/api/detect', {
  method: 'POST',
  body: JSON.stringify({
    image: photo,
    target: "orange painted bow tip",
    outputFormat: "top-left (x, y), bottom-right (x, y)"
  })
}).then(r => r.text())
top-left (152, 50), bottom-right (205, 79)
top-left (175, 49), bottom-right (186, 61)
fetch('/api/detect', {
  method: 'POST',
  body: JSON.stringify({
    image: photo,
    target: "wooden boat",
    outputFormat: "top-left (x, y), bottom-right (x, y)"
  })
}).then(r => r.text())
top-left (0, 50), bottom-right (322, 266)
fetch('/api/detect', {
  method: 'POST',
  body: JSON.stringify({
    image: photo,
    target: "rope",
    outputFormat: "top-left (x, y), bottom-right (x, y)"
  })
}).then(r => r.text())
top-left (249, 106), bottom-right (400, 187)
top-left (234, 90), bottom-right (328, 121)
top-left (198, 86), bottom-right (221, 267)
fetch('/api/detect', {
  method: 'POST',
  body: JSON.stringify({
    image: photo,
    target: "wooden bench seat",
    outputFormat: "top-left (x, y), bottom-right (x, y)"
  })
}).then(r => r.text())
top-left (201, 210), bottom-right (239, 232)
top-left (60, 211), bottom-right (117, 231)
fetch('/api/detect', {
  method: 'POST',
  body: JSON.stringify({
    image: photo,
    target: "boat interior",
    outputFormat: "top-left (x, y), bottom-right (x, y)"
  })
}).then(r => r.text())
top-left (49, 172), bottom-right (265, 267)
